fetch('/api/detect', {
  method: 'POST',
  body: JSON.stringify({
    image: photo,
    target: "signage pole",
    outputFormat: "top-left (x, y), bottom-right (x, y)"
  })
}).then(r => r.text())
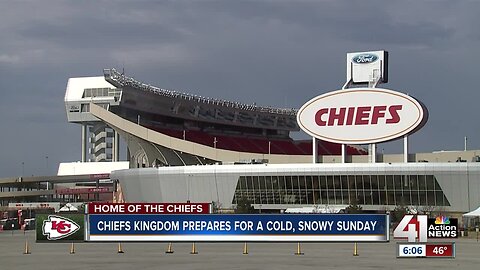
top-left (113, 130), bottom-right (120, 162)
top-left (81, 124), bottom-right (87, 162)
top-left (369, 144), bottom-right (376, 163)
top-left (341, 144), bottom-right (346, 163)
top-left (312, 137), bottom-right (318, 163)
top-left (403, 135), bottom-right (409, 163)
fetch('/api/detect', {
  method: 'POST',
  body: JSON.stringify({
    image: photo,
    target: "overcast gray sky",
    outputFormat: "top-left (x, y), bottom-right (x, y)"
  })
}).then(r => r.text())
top-left (0, 1), bottom-right (479, 177)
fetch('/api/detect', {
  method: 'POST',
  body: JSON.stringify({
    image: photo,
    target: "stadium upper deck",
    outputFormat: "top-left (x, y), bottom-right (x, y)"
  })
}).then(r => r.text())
top-left (65, 69), bottom-right (366, 166)
top-left (101, 68), bottom-right (366, 156)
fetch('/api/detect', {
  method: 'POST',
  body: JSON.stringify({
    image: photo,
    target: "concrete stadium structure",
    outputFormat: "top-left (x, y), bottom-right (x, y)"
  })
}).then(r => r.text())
top-left (0, 162), bottom-right (128, 206)
top-left (65, 69), bottom-right (367, 168)
top-left (113, 163), bottom-right (480, 213)
top-left (60, 66), bottom-right (480, 214)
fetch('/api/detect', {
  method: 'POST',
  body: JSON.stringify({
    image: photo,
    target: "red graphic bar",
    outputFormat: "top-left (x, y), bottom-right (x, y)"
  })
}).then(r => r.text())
top-left (425, 243), bottom-right (454, 257)
top-left (88, 203), bottom-right (211, 214)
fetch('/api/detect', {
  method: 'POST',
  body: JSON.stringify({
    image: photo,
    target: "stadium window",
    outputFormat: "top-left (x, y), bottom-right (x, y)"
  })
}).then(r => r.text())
top-left (237, 176), bottom-right (246, 190)
top-left (267, 176), bottom-right (274, 204)
top-left (256, 176), bottom-right (264, 204)
top-left (81, 104), bottom-right (90, 112)
top-left (419, 190), bottom-right (428, 205)
top-left (285, 176), bottom-right (292, 189)
top-left (427, 191), bottom-right (436, 205)
top-left (418, 175), bottom-right (427, 190)
top-left (259, 176), bottom-right (266, 190)
top-left (433, 177), bottom-right (442, 191)
top-left (386, 175), bottom-right (394, 190)
top-left (245, 176), bottom-right (251, 191)
top-left (248, 176), bottom-right (255, 204)
top-left (83, 89), bottom-right (91, 97)
top-left (327, 176), bottom-right (334, 190)
top-left (411, 188), bottom-right (419, 205)
top-left (404, 177), bottom-right (412, 205)
top-left (361, 176), bottom-right (367, 205)
top-left (394, 175), bottom-right (402, 189)
top-left (426, 176), bottom-right (435, 190)
top-left (278, 176), bottom-right (285, 192)
top-left (363, 175), bottom-right (372, 190)
top-left (341, 175), bottom-right (348, 192)
top-left (341, 178), bottom-right (349, 204)
top-left (274, 180), bottom-right (281, 204)
top-left (386, 191), bottom-right (394, 205)
top-left (442, 193), bottom-right (451, 206)
top-left (320, 190), bottom-right (327, 205)
top-left (306, 176), bottom-right (313, 203)
top-left (379, 189), bottom-right (387, 205)
top-left (410, 175), bottom-right (419, 190)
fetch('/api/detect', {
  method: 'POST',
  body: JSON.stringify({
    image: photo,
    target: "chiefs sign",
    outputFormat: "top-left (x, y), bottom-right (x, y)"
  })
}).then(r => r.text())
top-left (297, 88), bottom-right (428, 144)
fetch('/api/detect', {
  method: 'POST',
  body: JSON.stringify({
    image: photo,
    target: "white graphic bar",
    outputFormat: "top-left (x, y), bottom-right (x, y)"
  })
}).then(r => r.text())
top-left (88, 234), bottom-right (387, 242)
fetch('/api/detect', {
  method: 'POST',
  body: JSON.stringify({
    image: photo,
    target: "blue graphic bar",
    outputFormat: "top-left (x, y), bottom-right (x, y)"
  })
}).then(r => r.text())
top-left (87, 214), bottom-right (389, 242)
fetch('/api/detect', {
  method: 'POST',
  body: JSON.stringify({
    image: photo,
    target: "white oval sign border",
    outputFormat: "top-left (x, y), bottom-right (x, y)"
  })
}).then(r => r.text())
top-left (297, 88), bottom-right (427, 144)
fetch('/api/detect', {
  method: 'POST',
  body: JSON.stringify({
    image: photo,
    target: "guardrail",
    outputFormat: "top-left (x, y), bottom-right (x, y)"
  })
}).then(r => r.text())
top-left (103, 68), bottom-right (297, 116)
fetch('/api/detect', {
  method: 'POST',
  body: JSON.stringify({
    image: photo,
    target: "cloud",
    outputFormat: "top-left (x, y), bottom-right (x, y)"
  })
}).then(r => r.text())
top-left (109, 44), bottom-right (195, 67)
top-left (0, 54), bottom-right (19, 64)
top-left (0, 1), bottom-right (479, 177)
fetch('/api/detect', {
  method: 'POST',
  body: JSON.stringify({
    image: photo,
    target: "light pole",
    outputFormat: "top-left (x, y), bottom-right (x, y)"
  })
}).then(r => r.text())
top-left (45, 156), bottom-right (49, 175)
top-left (21, 162), bottom-right (24, 176)
top-left (186, 174), bottom-right (191, 202)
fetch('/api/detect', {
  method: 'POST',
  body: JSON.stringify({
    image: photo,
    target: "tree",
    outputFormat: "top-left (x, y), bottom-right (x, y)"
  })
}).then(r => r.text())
top-left (391, 204), bottom-right (408, 225)
top-left (211, 201), bottom-right (222, 213)
top-left (235, 197), bottom-right (255, 214)
top-left (345, 197), bottom-right (363, 213)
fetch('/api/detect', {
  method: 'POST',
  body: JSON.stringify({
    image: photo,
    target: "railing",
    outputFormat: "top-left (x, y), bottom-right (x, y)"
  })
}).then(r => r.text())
top-left (103, 68), bottom-right (297, 116)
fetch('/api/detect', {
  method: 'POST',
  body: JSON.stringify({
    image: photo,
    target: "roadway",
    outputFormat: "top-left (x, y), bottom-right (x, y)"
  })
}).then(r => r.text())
top-left (1, 230), bottom-right (479, 270)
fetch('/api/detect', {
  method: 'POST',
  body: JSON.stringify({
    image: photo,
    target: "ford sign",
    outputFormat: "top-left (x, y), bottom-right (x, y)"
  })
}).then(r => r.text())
top-left (297, 88), bottom-right (428, 144)
top-left (352, 54), bottom-right (378, 64)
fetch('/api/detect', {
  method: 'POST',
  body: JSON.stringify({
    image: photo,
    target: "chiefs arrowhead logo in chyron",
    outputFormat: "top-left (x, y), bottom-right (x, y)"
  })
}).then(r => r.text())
top-left (42, 215), bottom-right (80, 240)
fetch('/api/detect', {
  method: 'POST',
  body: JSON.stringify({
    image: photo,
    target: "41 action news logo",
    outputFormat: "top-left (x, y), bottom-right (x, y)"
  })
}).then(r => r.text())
top-left (393, 215), bottom-right (458, 242)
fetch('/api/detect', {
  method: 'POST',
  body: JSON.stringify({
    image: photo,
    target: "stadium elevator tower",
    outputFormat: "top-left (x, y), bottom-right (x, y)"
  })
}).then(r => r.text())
top-left (65, 76), bottom-right (122, 162)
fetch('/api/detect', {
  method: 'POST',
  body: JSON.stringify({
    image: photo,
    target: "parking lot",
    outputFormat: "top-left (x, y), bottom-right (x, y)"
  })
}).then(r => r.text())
top-left (1, 230), bottom-right (480, 270)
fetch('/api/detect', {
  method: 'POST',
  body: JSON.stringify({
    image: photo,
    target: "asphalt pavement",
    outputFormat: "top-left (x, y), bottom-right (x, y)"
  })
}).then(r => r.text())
top-left (1, 230), bottom-right (479, 270)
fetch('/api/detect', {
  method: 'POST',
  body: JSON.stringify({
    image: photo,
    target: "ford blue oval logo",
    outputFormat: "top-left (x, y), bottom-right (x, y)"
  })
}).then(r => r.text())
top-left (352, 54), bottom-right (378, 64)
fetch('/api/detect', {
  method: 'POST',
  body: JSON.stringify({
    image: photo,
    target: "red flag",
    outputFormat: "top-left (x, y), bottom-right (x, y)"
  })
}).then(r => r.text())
top-left (17, 210), bottom-right (22, 226)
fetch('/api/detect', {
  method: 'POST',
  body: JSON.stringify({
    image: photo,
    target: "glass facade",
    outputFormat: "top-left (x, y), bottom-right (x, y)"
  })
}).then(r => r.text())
top-left (83, 87), bottom-right (122, 99)
top-left (232, 174), bottom-right (450, 207)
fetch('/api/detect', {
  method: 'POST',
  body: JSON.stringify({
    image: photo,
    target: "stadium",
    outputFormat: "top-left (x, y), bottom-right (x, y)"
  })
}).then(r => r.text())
top-left (59, 51), bottom-right (480, 214)
top-left (65, 68), bottom-right (367, 166)
top-left (1, 51), bottom-right (480, 216)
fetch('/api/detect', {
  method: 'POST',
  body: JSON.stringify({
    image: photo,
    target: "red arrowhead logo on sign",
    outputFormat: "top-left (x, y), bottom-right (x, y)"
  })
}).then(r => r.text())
top-left (42, 215), bottom-right (80, 240)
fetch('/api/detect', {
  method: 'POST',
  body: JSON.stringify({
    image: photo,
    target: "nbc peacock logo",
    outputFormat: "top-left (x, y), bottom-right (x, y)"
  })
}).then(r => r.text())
top-left (434, 216), bottom-right (450, 225)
